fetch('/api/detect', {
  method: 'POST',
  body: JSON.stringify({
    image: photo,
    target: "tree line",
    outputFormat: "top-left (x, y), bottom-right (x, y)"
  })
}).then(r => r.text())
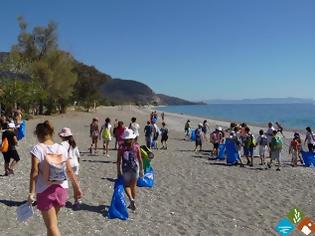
top-left (0, 17), bottom-right (108, 116)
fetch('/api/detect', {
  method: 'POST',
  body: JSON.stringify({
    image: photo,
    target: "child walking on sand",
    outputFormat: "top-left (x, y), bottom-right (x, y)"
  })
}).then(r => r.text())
top-left (1, 122), bottom-right (20, 176)
top-left (59, 127), bottom-right (82, 210)
top-left (28, 121), bottom-right (82, 236)
top-left (243, 127), bottom-right (256, 166)
top-left (160, 122), bottom-right (169, 149)
top-left (194, 123), bottom-right (204, 152)
top-left (90, 117), bottom-right (99, 154)
top-left (117, 129), bottom-right (144, 211)
top-left (268, 130), bottom-right (283, 171)
top-left (289, 133), bottom-right (302, 167)
top-left (100, 118), bottom-right (112, 157)
top-left (256, 129), bottom-right (268, 165)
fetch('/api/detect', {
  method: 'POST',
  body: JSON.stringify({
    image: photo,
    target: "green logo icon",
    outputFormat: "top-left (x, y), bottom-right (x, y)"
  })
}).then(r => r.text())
top-left (287, 208), bottom-right (305, 225)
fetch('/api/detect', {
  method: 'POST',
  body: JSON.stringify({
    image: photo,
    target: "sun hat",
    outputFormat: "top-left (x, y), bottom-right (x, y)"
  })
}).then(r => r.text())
top-left (8, 123), bottom-right (15, 129)
top-left (58, 127), bottom-right (73, 137)
top-left (122, 128), bottom-right (136, 140)
top-left (198, 123), bottom-right (203, 127)
top-left (217, 127), bottom-right (223, 131)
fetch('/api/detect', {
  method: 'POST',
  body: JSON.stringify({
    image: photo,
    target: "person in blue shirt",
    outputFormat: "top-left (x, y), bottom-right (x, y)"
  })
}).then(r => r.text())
top-left (144, 121), bottom-right (153, 148)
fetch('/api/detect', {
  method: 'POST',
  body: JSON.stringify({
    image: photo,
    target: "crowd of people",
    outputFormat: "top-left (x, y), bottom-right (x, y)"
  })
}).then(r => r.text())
top-left (185, 120), bottom-right (315, 171)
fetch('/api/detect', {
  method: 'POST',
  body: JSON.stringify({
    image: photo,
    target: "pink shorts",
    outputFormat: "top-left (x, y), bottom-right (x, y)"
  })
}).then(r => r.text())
top-left (37, 185), bottom-right (68, 211)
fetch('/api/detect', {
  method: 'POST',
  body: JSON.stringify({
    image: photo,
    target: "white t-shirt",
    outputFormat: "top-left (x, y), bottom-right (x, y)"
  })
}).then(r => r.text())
top-left (306, 131), bottom-right (315, 145)
top-left (30, 143), bottom-right (69, 193)
top-left (130, 122), bottom-right (140, 137)
top-left (60, 141), bottom-right (80, 168)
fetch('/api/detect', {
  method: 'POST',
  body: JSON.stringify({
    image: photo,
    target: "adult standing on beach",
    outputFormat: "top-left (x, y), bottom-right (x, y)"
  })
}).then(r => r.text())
top-left (28, 121), bottom-right (82, 236)
top-left (304, 127), bottom-right (315, 152)
top-left (2, 122), bottom-right (20, 176)
top-left (116, 129), bottom-right (144, 211)
top-left (161, 112), bottom-right (165, 121)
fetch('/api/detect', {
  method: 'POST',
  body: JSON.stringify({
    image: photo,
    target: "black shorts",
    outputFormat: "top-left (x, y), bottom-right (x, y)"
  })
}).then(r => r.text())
top-left (213, 143), bottom-right (219, 149)
top-left (3, 150), bottom-right (20, 164)
top-left (195, 139), bottom-right (202, 146)
top-left (161, 135), bottom-right (168, 142)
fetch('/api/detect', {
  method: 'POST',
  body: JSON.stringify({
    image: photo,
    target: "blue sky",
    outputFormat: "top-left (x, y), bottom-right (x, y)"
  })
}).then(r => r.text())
top-left (1, 0), bottom-right (314, 101)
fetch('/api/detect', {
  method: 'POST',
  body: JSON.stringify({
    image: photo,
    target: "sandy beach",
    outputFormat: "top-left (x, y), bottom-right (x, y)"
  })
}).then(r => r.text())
top-left (1, 106), bottom-right (315, 236)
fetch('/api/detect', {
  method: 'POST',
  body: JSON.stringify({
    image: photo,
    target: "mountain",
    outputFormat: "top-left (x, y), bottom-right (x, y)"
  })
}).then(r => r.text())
top-left (157, 94), bottom-right (203, 105)
top-left (100, 79), bottom-right (199, 105)
top-left (0, 51), bottom-right (197, 106)
top-left (205, 98), bottom-right (315, 105)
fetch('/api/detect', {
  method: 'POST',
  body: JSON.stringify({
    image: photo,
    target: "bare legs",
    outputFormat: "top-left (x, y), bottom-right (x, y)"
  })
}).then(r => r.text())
top-left (41, 206), bottom-right (61, 236)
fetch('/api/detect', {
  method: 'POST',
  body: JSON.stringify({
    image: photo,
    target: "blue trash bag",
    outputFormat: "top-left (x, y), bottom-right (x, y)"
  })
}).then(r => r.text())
top-left (191, 130), bottom-right (196, 141)
top-left (108, 177), bottom-right (129, 220)
top-left (301, 151), bottom-right (315, 167)
top-left (137, 167), bottom-right (154, 188)
top-left (17, 120), bottom-right (26, 141)
top-left (225, 139), bottom-right (239, 165)
top-left (217, 143), bottom-right (226, 160)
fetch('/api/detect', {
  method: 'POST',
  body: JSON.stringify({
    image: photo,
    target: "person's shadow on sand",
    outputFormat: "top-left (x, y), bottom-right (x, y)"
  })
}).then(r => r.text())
top-left (65, 201), bottom-right (109, 216)
top-left (0, 199), bottom-right (27, 207)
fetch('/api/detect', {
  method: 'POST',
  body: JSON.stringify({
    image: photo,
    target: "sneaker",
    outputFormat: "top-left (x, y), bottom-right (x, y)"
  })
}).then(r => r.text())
top-left (106, 154), bottom-right (110, 158)
top-left (267, 163), bottom-right (271, 168)
top-left (73, 201), bottom-right (81, 210)
top-left (128, 200), bottom-right (136, 211)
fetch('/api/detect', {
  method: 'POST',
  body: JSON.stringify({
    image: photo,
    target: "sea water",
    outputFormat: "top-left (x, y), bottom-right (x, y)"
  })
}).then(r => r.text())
top-left (158, 104), bottom-right (315, 130)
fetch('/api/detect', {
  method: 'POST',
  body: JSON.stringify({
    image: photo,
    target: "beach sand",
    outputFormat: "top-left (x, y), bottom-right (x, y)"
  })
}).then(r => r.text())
top-left (0, 106), bottom-right (314, 236)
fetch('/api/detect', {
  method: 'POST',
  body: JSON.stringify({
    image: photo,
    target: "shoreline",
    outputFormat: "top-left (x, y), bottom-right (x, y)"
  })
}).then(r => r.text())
top-left (155, 105), bottom-right (305, 134)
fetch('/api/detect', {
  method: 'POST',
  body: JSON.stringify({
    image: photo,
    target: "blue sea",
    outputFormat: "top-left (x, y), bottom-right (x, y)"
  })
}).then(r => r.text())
top-left (158, 104), bottom-right (315, 130)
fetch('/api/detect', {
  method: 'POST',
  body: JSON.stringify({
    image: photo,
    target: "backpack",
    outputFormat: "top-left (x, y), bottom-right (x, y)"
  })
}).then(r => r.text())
top-left (121, 146), bottom-right (139, 174)
top-left (0, 138), bottom-right (9, 153)
top-left (259, 135), bottom-right (268, 146)
top-left (41, 145), bottom-right (67, 183)
top-left (271, 135), bottom-right (283, 150)
top-left (245, 134), bottom-right (256, 148)
top-left (17, 120), bottom-right (26, 141)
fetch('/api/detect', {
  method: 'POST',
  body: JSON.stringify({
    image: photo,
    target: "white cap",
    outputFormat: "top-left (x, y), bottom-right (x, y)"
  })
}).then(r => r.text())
top-left (122, 128), bottom-right (136, 140)
top-left (217, 127), bottom-right (223, 131)
top-left (58, 127), bottom-right (73, 137)
top-left (198, 123), bottom-right (203, 127)
top-left (8, 123), bottom-right (15, 129)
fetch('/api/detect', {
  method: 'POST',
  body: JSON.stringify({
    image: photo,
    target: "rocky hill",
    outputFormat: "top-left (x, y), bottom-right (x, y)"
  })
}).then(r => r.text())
top-left (0, 52), bottom-right (198, 106)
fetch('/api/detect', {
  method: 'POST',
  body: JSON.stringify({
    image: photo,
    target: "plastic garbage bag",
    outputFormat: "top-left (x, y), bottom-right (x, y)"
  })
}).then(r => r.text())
top-left (17, 120), bottom-right (26, 141)
top-left (225, 138), bottom-right (239, 165)
top-left (301, 151), bottom-right (315, 167)
top-left (137, 167), bottom-right (154, 188)
top-left (217, 143), bottom-right (226, 160)
top-left (108, 177), bottom-right (128, 220)
top-left (191, 130), bottom-right (196, 141)
top-left (16, 202), bottom-right (34, 222)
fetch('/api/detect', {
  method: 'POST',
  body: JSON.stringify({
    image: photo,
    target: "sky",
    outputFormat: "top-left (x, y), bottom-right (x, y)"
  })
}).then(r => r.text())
top-left (0, 0), bottom-right (314, 101)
